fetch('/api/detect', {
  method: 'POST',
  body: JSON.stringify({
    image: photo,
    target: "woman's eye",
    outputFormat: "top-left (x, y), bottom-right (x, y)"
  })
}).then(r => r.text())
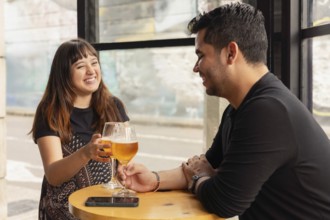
top-left (77, 65), bottom-right (84, 69)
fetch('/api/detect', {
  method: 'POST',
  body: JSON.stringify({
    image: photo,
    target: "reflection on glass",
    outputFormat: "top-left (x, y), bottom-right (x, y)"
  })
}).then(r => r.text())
top-left (311, 35), bottom-right (330, 138)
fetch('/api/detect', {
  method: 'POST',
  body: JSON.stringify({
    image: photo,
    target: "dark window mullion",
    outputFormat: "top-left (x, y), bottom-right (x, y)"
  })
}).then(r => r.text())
top-left (301, 24), bottom-right (330, 39)
top-left (92, 38), bottom-right (195, 51)
top-left (281, 0), bottom-right (301, 98)
top-left (256, 0), bottom-right (274, 72)
top-left (77, 0), bottom-right (99, 43)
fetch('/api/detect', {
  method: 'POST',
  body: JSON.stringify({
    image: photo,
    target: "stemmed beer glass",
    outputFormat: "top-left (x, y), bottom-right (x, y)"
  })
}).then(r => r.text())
top-left (111, 123), bottom-right (139, 197)
top-left (100, 122), bottom-right (123, 189)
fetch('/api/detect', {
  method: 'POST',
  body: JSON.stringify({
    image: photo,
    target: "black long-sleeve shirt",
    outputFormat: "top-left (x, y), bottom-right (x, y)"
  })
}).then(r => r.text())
top-left (199, 73), bottom-right (330, 220)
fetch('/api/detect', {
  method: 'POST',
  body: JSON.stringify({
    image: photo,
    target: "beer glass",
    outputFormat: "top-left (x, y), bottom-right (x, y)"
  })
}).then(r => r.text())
top-left (100, 122), bottom-right (123, 189)
top-left (111, 123), bottom-right (138, 197)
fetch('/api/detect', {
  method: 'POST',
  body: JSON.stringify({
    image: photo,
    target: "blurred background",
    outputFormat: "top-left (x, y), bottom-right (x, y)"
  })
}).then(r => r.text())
top-left (1, 0), bottom-right (330, 219)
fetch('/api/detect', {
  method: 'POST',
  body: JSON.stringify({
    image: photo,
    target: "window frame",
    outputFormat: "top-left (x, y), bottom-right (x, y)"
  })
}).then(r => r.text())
top-left (77, 0), bottom-right (330, 112)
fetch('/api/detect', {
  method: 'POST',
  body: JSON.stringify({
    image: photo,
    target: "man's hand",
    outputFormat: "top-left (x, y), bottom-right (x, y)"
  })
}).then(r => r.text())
top-left (181, 154), bottom-right (216, 191)
top-left (117, 163), bottom-right (159, 192)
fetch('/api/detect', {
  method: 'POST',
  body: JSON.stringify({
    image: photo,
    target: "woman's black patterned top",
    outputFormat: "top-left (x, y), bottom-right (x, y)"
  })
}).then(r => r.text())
top-left (35, 98), bottom-right (129, 219)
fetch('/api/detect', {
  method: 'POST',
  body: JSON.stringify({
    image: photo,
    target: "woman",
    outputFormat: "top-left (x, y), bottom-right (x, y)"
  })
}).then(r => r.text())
top-left (30, 38), bottom-right (129, 219)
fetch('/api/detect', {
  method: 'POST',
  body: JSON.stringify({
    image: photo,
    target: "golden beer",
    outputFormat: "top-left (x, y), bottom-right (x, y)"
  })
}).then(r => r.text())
top-left (99, 138), bottom-right (113, 156)
top-left (111, 141), bottom-right (138, 164)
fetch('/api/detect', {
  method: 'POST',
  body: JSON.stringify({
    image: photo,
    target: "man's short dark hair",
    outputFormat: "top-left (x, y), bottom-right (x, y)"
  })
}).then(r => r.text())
top-left (188, 2), bottom-right (268, 64)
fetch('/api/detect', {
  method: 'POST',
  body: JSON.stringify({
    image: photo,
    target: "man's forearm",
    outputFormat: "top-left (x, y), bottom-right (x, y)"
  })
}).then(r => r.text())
top-left (158, 166), bottom-right (188, 190)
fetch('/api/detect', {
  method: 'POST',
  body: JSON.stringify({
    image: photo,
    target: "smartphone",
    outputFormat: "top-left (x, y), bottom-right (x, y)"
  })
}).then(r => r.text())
top-left (85, 196), bottom-right (139, 207)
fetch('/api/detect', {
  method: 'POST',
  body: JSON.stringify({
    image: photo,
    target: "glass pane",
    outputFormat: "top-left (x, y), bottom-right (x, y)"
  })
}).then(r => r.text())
top-left (5, 0), bottom-right (77, 110)
top-left (311, 35), bottom-right (330, 138)
top-left (98, 0), bottom-right (243, 43)
top-left (302, 0), bottom-right (330, 28)
top-left (99, 47), bottom-right (204, 123)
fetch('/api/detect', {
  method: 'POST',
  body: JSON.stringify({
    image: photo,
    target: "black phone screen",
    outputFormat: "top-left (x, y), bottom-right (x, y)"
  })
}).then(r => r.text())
top-left (85, 196), bottom-right (139, 207)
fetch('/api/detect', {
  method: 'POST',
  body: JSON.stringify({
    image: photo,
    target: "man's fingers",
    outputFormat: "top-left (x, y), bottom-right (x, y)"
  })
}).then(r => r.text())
top-left (125, 163), bottom-right (141, 175)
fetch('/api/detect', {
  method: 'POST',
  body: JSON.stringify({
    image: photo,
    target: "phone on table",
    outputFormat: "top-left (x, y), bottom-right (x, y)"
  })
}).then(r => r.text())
top-left (85, 196), bottom-right (139, 207)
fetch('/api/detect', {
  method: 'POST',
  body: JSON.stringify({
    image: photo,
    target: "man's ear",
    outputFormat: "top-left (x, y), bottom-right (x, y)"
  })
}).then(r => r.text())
top-left (226, 41), bottom-right (238, 64)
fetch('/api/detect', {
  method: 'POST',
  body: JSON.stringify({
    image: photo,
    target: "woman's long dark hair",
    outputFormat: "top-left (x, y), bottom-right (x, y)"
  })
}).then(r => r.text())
top-left (30, 38), bottom-right (125, 144)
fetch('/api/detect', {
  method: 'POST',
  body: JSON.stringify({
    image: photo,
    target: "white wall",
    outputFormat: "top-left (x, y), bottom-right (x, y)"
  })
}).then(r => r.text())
top-left (0, 0), bottom-right (8, 218)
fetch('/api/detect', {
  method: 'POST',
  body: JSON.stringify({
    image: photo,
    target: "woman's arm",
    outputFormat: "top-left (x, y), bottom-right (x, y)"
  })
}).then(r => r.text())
top-left (37, 133), bottom-right (108, 186)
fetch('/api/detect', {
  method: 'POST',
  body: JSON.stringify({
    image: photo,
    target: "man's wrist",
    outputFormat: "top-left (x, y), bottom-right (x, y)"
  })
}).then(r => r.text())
top-left (194, 176), bottom-right (209, 195)
top-left (188, 174), bottom-right (208, 194)
top-left (151, 171), bottom-right (160, 192)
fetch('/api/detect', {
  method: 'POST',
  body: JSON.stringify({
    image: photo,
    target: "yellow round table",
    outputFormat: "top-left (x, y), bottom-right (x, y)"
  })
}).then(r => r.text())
top-left (69, 184), bottom-right (225, 220)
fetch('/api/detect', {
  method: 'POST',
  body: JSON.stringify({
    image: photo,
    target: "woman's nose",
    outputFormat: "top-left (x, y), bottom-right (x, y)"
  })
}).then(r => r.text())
top-left (86, 64), bottom-right (95, 74)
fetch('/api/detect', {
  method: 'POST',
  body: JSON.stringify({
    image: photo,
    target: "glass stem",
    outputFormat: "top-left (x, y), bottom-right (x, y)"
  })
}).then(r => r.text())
top-left (110, 157), bottom-right (117, 182)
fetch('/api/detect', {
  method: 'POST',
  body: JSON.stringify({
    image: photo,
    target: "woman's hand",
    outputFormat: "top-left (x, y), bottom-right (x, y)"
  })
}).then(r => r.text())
top-left (82, 133), bottom-right (110, 163)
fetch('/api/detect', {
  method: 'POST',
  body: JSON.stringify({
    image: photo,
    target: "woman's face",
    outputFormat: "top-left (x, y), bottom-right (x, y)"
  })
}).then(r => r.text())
top-left (70, 53), bottom-right (101, 97)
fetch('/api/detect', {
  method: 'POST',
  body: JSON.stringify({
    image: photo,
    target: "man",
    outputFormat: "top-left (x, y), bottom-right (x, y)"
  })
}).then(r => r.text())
top-left (120, 3), bottom-right (330, 219)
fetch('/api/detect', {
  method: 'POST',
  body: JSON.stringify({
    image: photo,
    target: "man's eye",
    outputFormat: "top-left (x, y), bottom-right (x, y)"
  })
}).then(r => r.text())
top-left (196, 53), bottom-right (203, 60)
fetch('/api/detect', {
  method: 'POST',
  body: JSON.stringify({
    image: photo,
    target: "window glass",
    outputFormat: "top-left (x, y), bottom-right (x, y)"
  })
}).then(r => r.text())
top-left (98, 0), bottom-right (244, 43)
top-left (98, 0), bottom-right (195, 42)
top-left (302, 0), bottom-right (330, 28)
top-left (99, 47), bottom-right (204, 123)
top-left (311, 35), bottom-right (330, 138)
top-left (5, 0), bottom-right (77, 111)
top-left (5, 0), bottom-right (243, 113)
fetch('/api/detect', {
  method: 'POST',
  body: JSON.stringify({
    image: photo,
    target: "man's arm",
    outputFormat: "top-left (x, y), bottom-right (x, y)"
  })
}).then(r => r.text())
top-left (122, 163), bottom-right (188, 192)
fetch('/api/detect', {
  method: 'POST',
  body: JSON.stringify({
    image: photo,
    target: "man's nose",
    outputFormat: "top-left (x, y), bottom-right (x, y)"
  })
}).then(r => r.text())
top-left (193, 63), bottom-right (199, 73)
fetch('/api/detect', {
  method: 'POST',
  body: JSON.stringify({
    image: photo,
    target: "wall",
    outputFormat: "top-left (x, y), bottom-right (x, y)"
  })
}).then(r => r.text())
top-left (0, 0), bottom-right (7, 218)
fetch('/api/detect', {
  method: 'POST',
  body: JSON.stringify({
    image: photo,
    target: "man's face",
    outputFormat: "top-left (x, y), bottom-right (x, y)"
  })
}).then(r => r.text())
top-left (193, 29), bottom-right (230, 98)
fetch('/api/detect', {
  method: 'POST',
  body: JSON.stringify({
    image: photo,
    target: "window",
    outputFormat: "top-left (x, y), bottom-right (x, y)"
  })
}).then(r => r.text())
top-left (80, 0), bottom-right (247, 123)
top-left (302, 0), bottom-right (330, 138)
top-left (99, 47), bottom-right (203, 122)
top-left (5, 0), bottom-right (77, 111)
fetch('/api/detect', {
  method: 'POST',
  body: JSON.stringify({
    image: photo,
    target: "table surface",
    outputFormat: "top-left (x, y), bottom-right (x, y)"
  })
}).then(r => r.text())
top-left (69, 184), bottom-right (225, 220)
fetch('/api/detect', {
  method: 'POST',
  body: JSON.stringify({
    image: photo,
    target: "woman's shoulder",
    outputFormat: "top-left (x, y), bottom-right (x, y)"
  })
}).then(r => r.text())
top-left (34, 113), bottom-right (59, 143)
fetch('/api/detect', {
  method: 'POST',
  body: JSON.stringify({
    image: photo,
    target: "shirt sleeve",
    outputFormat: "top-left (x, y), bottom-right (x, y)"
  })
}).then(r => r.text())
top-left (34, 114), bottom-right (59, 143)
top-left (197, 97), bottom-right (295, 217)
